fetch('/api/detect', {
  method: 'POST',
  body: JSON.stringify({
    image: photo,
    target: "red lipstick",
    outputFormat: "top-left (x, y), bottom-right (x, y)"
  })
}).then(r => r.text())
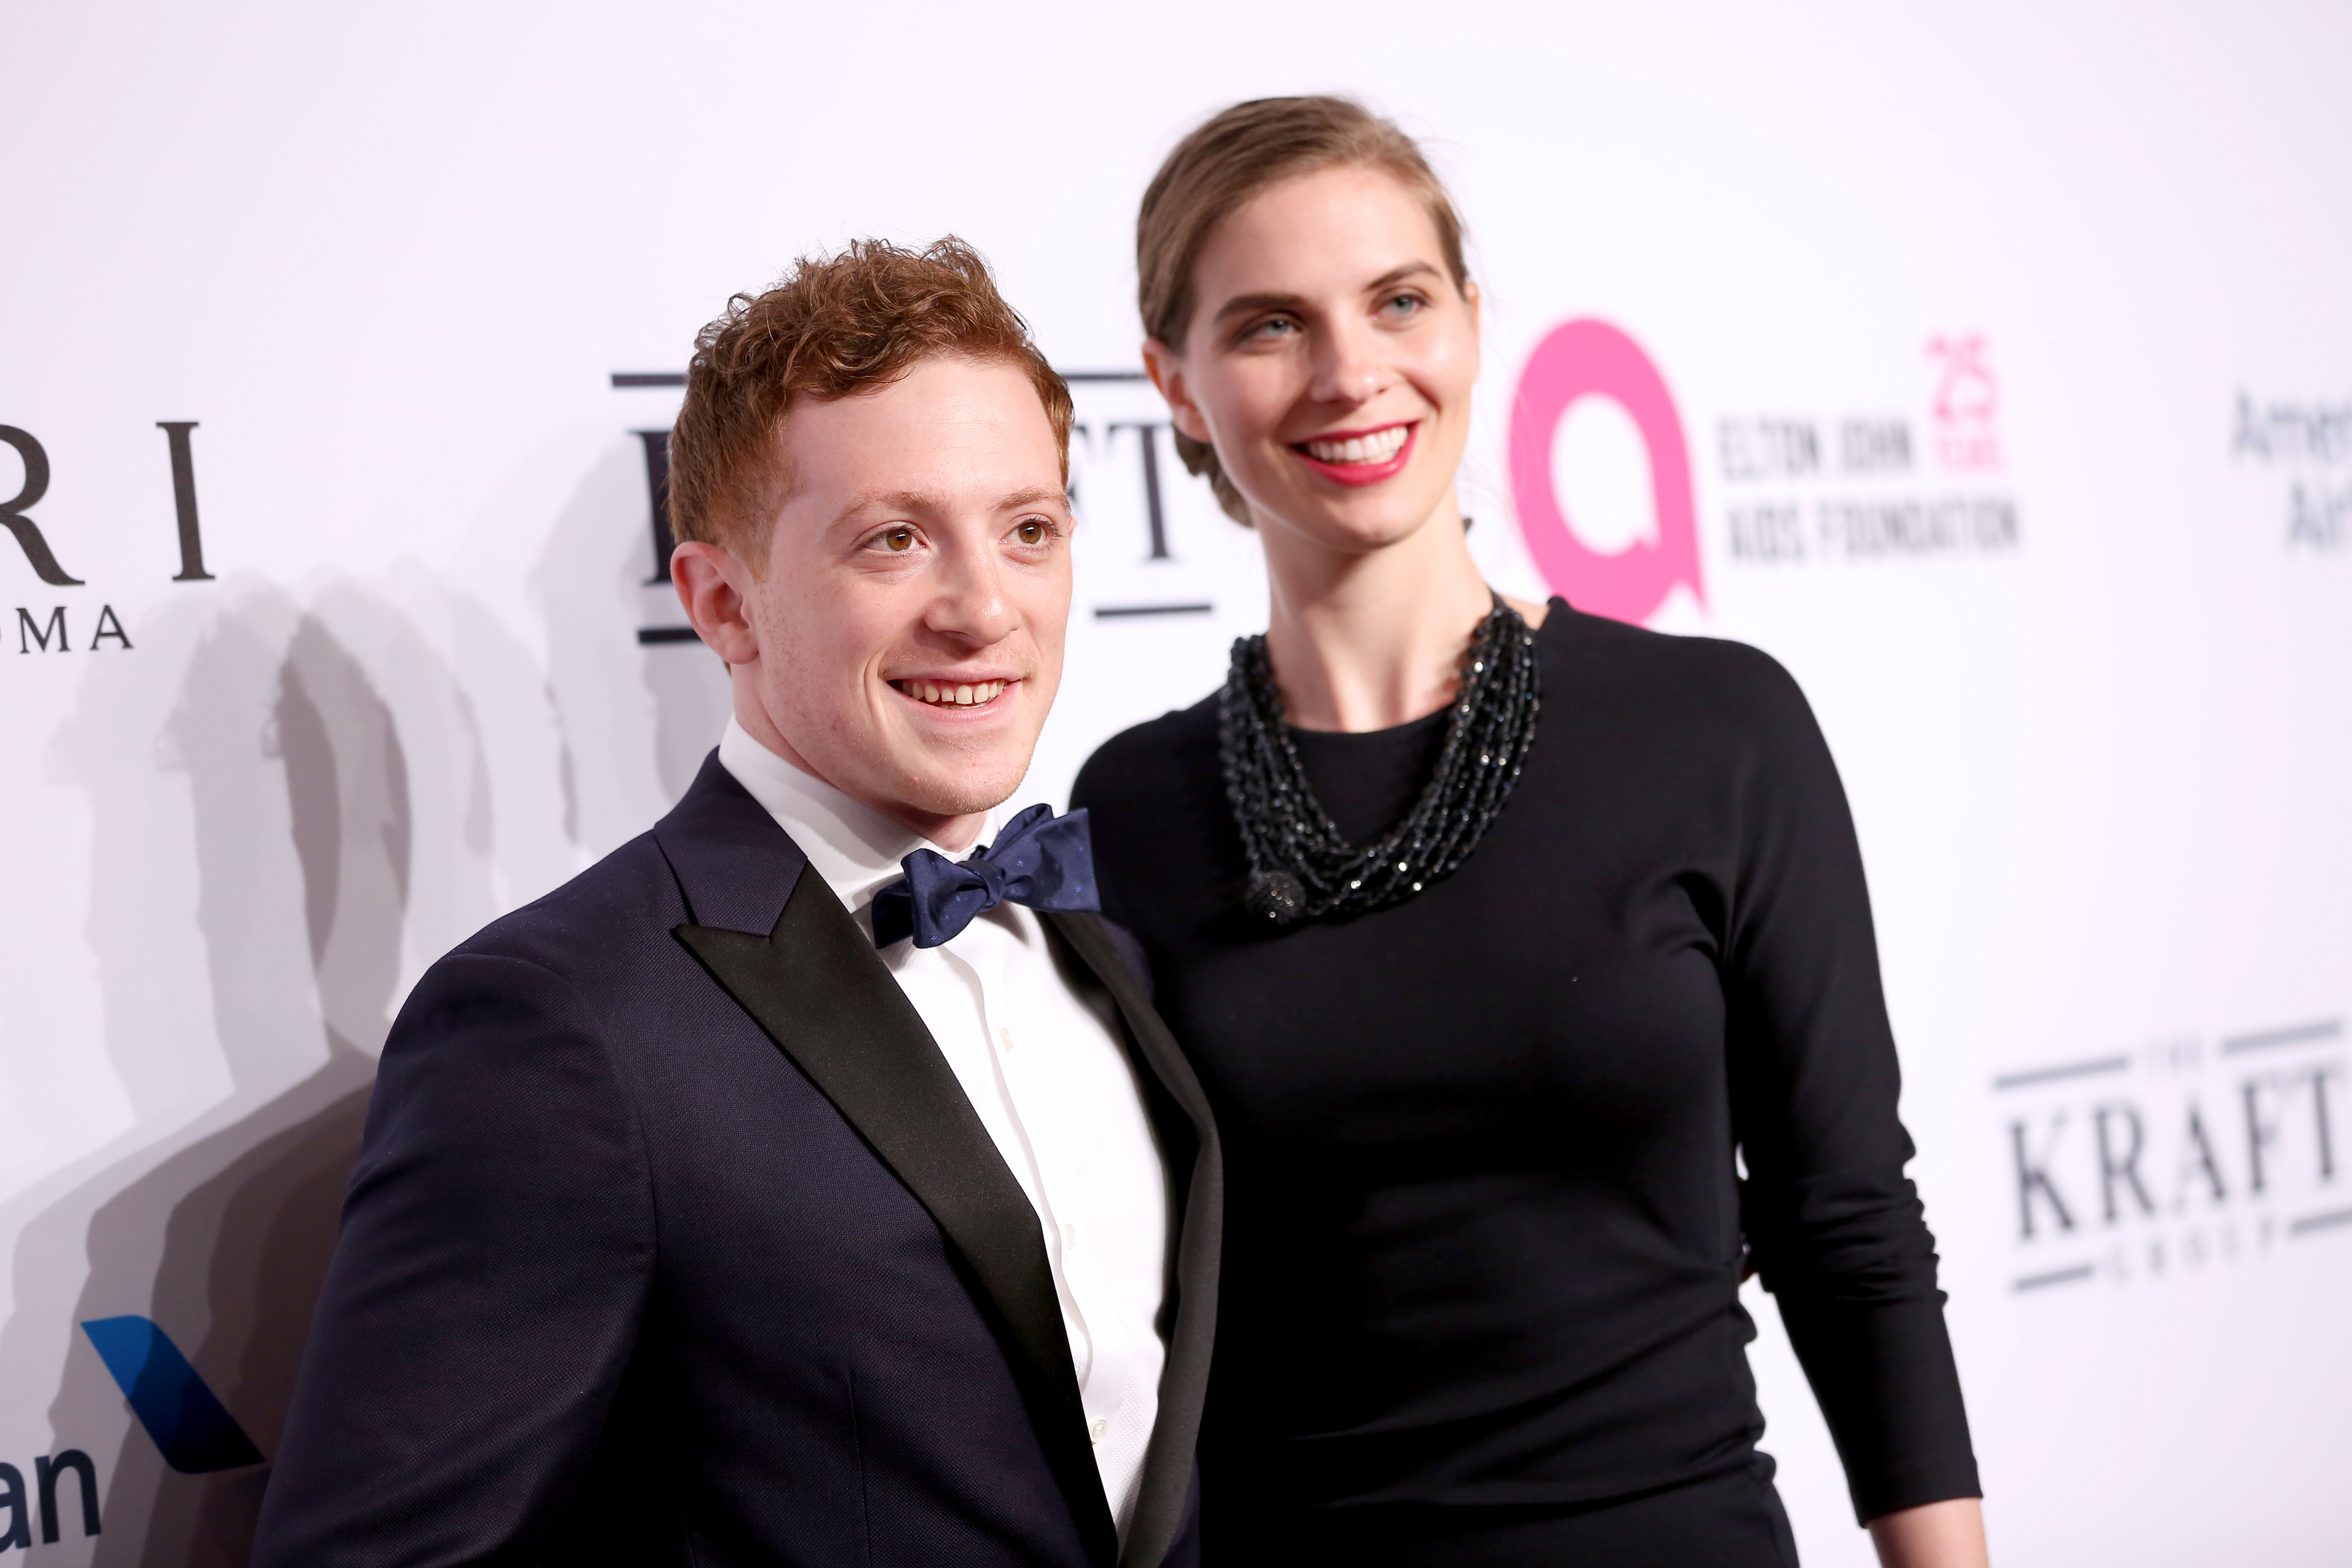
top-left (1291, 422), bottom-right (1418, 487)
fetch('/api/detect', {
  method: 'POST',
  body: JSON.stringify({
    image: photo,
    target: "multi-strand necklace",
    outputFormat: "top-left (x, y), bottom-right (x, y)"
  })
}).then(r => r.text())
top-left (1217, 594), bottom-right (1541, 927)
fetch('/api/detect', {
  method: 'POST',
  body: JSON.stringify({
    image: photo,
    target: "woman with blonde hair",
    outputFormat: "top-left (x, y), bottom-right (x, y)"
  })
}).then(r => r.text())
top-left (1072, 97), bottom-right (1987, 1566)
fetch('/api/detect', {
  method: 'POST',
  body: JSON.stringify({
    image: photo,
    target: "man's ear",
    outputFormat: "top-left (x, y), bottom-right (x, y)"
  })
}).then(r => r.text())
top-left (1142, 338), bottom-right (1212, 445)
top-left (670, 540), bottom-right (761, 665)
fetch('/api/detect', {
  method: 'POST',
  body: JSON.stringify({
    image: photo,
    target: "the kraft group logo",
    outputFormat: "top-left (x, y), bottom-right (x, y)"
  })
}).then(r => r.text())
top-left (1996, 1017), bottom-right (2347, 1294)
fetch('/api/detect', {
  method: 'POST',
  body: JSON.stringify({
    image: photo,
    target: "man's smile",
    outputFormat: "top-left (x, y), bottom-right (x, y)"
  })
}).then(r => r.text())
top-left (890, 677), bottom-right (1014, 708)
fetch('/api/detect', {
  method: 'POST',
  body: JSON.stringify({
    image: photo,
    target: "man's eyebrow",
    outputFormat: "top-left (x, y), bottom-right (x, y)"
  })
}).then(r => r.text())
top-left (830, 489), bottom-right (946, 529)
top-left (828, 486), bottom-right (1070, 530)
top-left (1209, 261), bottom-right (1446, 325)
top-left (994, 486), bottom-right (1071, 512)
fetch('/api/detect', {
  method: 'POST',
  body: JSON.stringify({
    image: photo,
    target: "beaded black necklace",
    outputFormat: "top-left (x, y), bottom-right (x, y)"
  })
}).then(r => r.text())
top-left (1218, 594), bottom-right (1541, 927)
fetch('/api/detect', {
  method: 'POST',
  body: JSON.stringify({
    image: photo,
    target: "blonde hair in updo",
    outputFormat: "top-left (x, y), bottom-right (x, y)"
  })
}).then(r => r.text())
top-left (1137, 96), bottom-right (1473, 524)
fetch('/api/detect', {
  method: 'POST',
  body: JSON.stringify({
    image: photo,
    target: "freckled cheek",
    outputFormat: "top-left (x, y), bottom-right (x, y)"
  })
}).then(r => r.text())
top-left (766, 599), bottom-right (894, 728)
top-left (1030, 553), bottom-right (1075, 629)
top-left (830, 599), bottom-right (908, 681)
top-left (1023, 634), bottom-right (1067, 701)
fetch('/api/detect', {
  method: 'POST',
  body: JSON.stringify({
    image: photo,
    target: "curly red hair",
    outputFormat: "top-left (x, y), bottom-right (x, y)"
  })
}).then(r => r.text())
top-left (668, 237), bottom-right (1073, 564)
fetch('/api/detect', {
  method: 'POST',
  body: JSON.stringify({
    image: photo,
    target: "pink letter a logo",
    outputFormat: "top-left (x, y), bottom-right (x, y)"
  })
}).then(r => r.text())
top-left (1508, 320), bottom-right (1702, 625)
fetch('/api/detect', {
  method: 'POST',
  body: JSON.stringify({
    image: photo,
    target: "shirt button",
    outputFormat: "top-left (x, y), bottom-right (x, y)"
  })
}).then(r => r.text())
top-left (997, 1025), bottom-right (1014, 1052)
top-left (1089, 1417), bottom-right (1107, 1445)
top-left (1064, 1222), bottom-right (1078, 1249)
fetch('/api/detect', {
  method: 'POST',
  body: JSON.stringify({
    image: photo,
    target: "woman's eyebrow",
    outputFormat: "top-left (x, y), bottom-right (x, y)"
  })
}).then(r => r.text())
top-left (1210, 262), bottom-right (1444, 326)
top-left (1363, 261), bottom-right (1441, 293)
top-left (1212, 290), bottom-right (1305, 325)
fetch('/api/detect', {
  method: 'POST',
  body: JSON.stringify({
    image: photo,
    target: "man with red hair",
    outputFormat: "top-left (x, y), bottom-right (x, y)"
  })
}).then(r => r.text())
top-left (255, 240), bottom-right (1217, 1568)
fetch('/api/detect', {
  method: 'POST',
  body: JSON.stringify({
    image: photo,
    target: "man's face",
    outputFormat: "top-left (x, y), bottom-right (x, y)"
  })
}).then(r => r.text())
top-left (729, 355), bottom-right (1072, 839)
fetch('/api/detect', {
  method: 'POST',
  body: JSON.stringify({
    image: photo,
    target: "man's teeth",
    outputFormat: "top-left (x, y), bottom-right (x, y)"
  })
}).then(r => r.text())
top-left (1304, 426), bottom-right (1409, 464)
top-left (896, 679), bottom-right (1008, 707)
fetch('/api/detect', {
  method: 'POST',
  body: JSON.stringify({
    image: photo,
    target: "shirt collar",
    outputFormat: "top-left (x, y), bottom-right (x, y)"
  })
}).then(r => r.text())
top-left (717, 716), bottom-right (987, 914)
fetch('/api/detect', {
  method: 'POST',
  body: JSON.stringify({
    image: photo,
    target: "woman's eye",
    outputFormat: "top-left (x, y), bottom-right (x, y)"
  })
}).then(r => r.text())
top-left (877, 526), bottom-right (916, 553)
top-left (1381, 293), bottom-right (1425, 319)
top-left (1014, 520), bottom-right (1049, 546)
top-left (1247, 316), bottom-right (1297, 341)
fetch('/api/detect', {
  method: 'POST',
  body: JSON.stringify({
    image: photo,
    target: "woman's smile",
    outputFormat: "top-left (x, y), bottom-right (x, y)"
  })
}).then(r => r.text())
top-left (1292, 420), bottom-right (1417, 486)
top-left (1152, 162), bottom-right (1482, 549)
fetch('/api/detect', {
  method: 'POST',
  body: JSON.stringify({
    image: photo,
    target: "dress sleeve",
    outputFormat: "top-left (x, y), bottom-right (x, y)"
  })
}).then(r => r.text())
top-left (1716, 653), bottom-right (1981, 1523)
top-left (251, 951), bottom-right (655, 1566)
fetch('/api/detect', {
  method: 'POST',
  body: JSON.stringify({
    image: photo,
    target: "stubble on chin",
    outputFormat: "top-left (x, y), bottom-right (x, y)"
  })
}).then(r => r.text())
top-left (893, 748), bottom-right (1031, 823)
top-left (854, 707), bottom-right (1034, 825)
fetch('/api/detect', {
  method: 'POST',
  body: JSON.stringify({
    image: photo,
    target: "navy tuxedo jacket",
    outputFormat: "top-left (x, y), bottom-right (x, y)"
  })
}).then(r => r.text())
top-left (252, 755), bottom-right (1221, 1568)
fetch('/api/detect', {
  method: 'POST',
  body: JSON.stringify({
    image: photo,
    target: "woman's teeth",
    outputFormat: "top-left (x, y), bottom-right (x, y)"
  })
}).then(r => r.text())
top-left (1303, 425), bottom-right (1409, 464)
top-left (895, 678), bottom-right (1008, 707)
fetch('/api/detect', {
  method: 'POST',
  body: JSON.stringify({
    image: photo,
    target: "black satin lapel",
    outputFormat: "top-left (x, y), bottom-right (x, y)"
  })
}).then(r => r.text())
top-left (679, 874), bottom-right (1118, 1564)
top-left (1046, 912), bottom-right (1224, 1568)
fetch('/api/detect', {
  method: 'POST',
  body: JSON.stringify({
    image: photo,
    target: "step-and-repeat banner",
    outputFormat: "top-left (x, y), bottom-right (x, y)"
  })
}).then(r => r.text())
top-left (3, 4), bottom-right (2347, 1564)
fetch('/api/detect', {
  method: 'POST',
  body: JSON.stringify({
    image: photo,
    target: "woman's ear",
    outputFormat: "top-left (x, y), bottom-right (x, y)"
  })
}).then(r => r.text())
top-left (1142, 337), bottom-right (1214, 444)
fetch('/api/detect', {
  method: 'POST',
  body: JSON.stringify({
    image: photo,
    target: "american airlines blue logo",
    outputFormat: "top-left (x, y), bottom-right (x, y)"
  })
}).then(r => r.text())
top-left (81, 1316), bottom-right (265, 1475)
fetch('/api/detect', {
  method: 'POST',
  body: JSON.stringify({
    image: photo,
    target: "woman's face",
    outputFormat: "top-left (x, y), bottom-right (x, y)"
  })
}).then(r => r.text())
top-left (1152, 163), bottom-right (1479, 555)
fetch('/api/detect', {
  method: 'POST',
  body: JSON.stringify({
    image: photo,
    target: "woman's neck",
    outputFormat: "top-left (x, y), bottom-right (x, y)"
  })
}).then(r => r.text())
top-left (1258, 497), bottom-right (1504, 733)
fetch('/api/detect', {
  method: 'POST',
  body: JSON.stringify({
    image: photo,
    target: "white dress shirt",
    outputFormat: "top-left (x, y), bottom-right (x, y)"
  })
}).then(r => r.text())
top-left (719, 719), bottom-right (1171, 1537)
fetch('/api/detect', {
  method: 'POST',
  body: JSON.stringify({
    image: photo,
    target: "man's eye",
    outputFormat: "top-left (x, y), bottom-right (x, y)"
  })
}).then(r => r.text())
top-left (877, 527), bottom-right (916, 552)
top-left (1014, 520), bottom-right (1049, 545)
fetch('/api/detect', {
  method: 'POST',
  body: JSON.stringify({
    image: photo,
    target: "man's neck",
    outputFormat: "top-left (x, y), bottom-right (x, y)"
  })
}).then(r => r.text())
top-left (730, 686), bottom-right (988, 852)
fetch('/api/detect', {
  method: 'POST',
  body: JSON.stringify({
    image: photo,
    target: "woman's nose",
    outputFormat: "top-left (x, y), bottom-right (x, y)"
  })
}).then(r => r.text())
top-left (1311, 321), bottom-right (1391, 406)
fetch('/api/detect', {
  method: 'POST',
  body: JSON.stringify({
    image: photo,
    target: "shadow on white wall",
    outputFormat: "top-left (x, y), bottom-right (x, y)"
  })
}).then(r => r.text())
top-left (0, 435), bottom-right (728, 1562)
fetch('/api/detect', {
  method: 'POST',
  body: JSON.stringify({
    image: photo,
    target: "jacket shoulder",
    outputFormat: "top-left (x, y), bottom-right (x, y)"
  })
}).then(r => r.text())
top-left (442, 830), bottom-right (686, 987)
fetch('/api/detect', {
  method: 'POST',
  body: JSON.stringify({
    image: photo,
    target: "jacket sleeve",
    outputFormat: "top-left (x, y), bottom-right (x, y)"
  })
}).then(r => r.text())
top-left (252, 951), bottom-right (655, 1566)
top-left (1717, 653), bottom-right (1981, 1524)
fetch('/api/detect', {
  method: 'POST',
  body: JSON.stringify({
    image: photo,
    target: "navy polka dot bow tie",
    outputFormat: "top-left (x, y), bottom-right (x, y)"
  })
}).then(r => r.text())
top-left (870, 804), bottom-right (1100, 949)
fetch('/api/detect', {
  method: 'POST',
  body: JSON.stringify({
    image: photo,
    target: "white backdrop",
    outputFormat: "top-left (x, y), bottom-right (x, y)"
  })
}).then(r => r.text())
top-left (4, 3), bottom-right (2349, 1563)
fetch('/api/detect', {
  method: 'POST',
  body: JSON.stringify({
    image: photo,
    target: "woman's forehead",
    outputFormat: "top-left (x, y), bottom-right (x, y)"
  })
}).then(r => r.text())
top-left (1197, 166), bottom-right (1448, 296)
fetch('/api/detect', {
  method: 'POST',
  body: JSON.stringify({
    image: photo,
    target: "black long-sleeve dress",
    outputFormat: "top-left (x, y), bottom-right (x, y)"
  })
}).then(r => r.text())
top-left (1070, 600), bottom-right (1979, 1565)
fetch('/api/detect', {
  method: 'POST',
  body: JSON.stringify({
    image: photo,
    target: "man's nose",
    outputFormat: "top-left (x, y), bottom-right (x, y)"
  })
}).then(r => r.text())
top-left (926, 533), bottom-right (1018, 645)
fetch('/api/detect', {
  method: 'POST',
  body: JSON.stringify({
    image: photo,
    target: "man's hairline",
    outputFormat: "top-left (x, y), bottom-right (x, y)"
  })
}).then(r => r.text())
top-left (721, 350), bottom-right (1072, 580)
